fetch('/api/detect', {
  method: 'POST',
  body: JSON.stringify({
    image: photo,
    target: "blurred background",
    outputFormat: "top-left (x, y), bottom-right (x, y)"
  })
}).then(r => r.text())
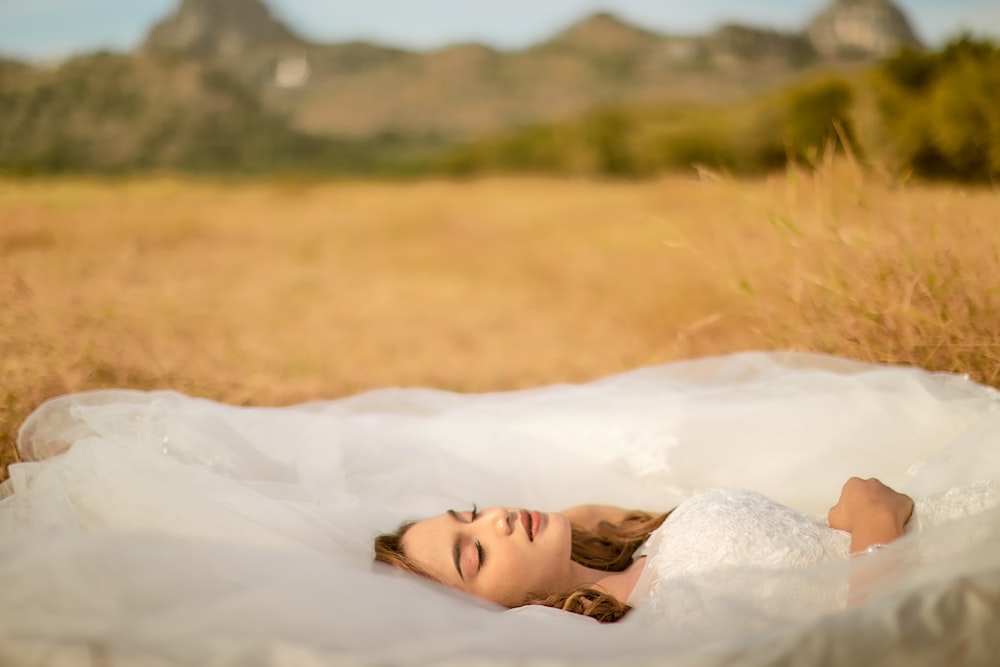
top-left (1, 0), bottom-right (998, 477)
top-left (1, 0), bottom-right (998, 178)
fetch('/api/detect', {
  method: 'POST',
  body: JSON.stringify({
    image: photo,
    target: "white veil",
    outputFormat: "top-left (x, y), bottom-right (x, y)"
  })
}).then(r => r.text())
top-left (2, 352), bottom-right (999, 666)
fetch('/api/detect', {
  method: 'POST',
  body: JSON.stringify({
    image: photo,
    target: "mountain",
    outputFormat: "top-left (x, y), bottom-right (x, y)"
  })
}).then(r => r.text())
top-left (144, 0), bottom-right (302, 57)
top-left (0, 51), bottom-right (401, 174)
top-left (540, 12), bottom-right (665, 56)
top-left (706, 25), bottom-right (817, 67)
top-left (128, 0), bottom-right (923, 140)
top-left (137, 0), bottom-right (925, 137)
top-left (0, 0), bottom-right (930, 173)
top-left (806, 0), bottom-right (922, 58)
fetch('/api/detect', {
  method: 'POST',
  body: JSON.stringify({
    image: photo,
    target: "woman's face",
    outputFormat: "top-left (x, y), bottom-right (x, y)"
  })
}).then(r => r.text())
top-left (401, 506), bottom-right (574, 607)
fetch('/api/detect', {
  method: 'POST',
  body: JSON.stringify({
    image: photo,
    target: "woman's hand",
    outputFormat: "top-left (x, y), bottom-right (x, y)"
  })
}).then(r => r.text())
top-left (828, 477), bottom-right (914, 554)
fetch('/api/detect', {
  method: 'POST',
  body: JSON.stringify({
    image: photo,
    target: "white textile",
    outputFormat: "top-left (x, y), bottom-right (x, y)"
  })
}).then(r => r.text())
top-left (2, 351), bottom-right (1000, 666)
top-left (629, 487), bottom-right (852, 608)
top-left (630, 481), bottom-right (1000, 633)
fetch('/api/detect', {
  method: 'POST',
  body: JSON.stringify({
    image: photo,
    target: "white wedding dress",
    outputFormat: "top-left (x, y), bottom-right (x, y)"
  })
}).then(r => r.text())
top-left (2, 352), bottom-right (1000, 666)
top-left (629, 482), bottom-right (1000, 628)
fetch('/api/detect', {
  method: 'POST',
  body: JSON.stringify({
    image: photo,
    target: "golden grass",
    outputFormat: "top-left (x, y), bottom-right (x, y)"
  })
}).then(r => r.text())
top-left (2, 165), bottom-right (998, 478)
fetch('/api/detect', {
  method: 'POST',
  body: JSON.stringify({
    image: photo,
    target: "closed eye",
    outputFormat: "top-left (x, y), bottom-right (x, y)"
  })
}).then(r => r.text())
top-left (448, 505), bottom-right (482, 580)
top-left (447, 504), bottom-right (479, 524)
top-left (476, 540), bottom-right (486, 571)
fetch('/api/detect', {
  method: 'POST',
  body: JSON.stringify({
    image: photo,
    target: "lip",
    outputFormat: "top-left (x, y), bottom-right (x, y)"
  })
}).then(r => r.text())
top-left (520, 510), bottom-right (542, 541)
top-left (519, 510), bottom-right (532, 540)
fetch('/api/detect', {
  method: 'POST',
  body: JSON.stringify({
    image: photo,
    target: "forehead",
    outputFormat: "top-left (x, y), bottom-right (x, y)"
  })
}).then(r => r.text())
top-left (401, 513), bottom-right (460, 585)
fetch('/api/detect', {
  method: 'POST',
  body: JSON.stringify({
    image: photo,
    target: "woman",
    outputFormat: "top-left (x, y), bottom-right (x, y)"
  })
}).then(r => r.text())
top-left (2, 352), bottom-right (999, 665)
top-left (374, 477), bottom-right (919, 622)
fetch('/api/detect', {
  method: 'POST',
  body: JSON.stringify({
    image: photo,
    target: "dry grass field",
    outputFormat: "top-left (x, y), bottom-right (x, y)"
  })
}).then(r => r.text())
top-left (2, 162), bottom-right (998, 479)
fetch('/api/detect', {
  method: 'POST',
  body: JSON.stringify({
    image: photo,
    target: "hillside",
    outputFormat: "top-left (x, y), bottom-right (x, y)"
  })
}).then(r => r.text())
top-left (134, 0), bottom-right (922, 139)
top-left (0, 0), bottom-right (939, 175)
top-left (0, 52), bottom-right (435, 174)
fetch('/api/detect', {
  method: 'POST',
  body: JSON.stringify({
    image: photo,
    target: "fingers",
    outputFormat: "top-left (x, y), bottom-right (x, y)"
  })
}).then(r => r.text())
top-left (827, 502), bottom-right (847, 530)
top-left (827, 477), bottom-right (858, 531)
top-left (828, 476), bottom-right (914, 534)
top-left (829, 477), bottom-right (883, 531)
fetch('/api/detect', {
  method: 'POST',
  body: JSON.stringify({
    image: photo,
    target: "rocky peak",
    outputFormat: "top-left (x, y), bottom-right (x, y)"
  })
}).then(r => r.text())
top-left (143, 0), bottom-right (301, 58)
top-left (544, 12), bottom-right (662, 53)
top-left (806, 0), bottom-right (922, 58)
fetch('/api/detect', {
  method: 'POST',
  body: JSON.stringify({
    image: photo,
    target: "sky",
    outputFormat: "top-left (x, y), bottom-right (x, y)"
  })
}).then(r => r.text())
top-left (0, 0), bottom-right (998, 62)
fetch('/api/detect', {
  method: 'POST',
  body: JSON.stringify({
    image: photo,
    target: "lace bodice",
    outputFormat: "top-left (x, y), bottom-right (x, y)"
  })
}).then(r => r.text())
top-left (628, 488), bottom-right (850, 607)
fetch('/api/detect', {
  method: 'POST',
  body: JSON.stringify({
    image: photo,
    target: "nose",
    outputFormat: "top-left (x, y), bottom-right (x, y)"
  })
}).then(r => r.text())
top-left (480, 506), bottom-right (515, 536)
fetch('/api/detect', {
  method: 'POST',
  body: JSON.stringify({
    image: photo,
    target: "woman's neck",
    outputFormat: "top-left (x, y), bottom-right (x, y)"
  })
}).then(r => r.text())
top-left (568, 557), bottom-right (646, 602)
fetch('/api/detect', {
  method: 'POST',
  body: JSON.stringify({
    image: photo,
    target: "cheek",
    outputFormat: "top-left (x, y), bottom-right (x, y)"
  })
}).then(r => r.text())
top-left (477, 564), bottom-right (526, 607)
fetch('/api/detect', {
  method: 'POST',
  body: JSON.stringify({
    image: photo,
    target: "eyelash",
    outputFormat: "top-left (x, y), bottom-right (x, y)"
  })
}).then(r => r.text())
top-left (469, 505), bottom-right (486, 570)
top-left (476, 540), bottom-right (486, 570)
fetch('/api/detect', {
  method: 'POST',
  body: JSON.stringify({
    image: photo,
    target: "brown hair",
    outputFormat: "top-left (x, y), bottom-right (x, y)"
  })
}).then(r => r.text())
top-left (373, 509), bottom-right (669, 623)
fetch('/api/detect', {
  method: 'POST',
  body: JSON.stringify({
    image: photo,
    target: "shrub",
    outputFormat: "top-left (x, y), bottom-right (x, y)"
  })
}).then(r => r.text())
top-left (872, 36), bottom-right (999, 180)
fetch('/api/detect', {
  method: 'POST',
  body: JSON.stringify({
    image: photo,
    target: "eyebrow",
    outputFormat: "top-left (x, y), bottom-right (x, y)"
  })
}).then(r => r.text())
top-left (447, 510), bottom-right (463, 580)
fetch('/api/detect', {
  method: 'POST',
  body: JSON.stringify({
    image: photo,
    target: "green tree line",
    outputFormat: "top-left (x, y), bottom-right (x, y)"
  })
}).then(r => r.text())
top-left (441, 36), bottom-right (999, 181)
top-left (871, 37), bottom-right (999, 180)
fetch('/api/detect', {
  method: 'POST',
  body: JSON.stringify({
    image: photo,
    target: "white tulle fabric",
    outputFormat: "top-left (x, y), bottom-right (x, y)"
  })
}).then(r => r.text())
top-left (2, 352), bottom-right (1000, 666)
